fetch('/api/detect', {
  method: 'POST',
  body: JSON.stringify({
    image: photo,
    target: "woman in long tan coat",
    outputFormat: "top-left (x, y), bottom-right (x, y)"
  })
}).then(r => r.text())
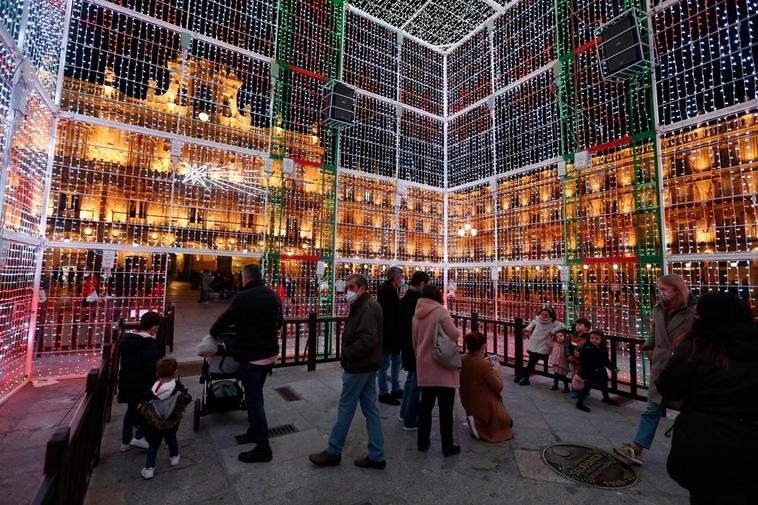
top-left (459, 332), bottom-right (514, 443)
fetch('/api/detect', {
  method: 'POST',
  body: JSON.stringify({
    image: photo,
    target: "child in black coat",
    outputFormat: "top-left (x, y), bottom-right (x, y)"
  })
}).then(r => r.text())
top-left (575, 330), bottom-right (619, 412)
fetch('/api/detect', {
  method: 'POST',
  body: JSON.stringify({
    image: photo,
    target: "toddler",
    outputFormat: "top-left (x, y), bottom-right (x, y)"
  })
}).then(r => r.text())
top-left (568, 318), bottom-right (591, 399)
top-left (139, 356), bottom-right (192, 479)
top-left (547, 329), bottom-right (570, 392)
top-left (575, 330), bottom-right (619, 412)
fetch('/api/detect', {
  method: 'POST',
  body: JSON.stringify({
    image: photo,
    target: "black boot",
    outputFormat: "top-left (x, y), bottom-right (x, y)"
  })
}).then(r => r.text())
top-left (550, 376), bottom-right (559, 391)
top-left (575, 383), bottom-right (592, 412)
top-left (239, 445), bottom-right (273, 463)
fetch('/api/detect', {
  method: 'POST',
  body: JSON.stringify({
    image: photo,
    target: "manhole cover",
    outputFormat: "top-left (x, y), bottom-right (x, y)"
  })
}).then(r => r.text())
top-left (542, 443), bottom-right (638, 489)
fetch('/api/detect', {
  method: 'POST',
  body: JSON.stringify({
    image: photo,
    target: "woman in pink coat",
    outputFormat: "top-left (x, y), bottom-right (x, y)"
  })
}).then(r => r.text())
top-left (412, 285), bottom-right (461, 456)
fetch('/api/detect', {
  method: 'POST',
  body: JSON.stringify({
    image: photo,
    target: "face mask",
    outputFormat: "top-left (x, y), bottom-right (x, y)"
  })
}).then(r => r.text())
top-left (658, 290), bottom-right (673, 303)
top-left (345, 290), bottom-right (358, 303)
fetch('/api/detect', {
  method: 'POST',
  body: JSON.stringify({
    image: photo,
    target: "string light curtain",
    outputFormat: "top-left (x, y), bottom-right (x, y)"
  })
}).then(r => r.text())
top-left (653, 0), bottom-right (758, 126)
top-left (447, 28), bottom-right (490, 115)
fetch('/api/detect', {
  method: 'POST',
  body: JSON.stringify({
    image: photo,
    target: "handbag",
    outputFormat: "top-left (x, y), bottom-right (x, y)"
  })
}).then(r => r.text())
top-left (431, 307), bottom-right (461, 369)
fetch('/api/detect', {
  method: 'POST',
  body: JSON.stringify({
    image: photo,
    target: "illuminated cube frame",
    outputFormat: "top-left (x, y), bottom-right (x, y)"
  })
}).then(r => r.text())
top-left (0, 0), bottom-right (756, 399)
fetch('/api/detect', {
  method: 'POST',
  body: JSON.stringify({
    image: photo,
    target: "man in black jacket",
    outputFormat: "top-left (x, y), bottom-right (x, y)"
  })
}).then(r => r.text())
top-left (210, 264), bottom-right (283, 463)
top-left (398, 271), bottom-right (429, 430)
top-left (118, 311), bottom-right (161, 451)
top-left (377, 266), bottom-right (404, 405)
top-left (309, 273), bottom-right (386, 469)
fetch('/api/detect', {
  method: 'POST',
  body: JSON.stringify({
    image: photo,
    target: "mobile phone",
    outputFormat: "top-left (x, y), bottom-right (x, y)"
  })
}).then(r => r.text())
top-left (490, 355), bottom-right (498, 367)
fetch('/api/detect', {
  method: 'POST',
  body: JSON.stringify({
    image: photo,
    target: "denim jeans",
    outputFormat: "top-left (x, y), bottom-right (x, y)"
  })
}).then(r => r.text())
top-left (145, 428), bottom-right (178, 468)
top-left (633, 400), bottom-right (666, 449)
top-left (377, 352), bottom-right (401, 395)
top-left (122, 400), bottom-right (144, 444)
top-left (327, 372), bottom-right (384, 462)
top-left (239, 362), bottom-right (272, 449)
top-left (400, 371), bottom-right (420, 428)
top-left (199, 289), bottom-right (209, 302)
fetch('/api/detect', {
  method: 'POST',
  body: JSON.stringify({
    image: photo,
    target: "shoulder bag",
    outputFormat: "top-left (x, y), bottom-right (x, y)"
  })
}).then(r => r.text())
top-left (431, 307), bottom-right (461, 369)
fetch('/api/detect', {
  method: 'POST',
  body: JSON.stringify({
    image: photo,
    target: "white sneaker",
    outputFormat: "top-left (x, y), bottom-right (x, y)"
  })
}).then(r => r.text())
top-left (402, 425), bottom-right (418, 431)
top-left (130, 437), bottom-right (149, 450)
top-left (170, 455), bottom-right (180, 466)
top-left (140, 467), bottom-right (154, 480)
top-left (467, 416), bottom-right (480, 440)
top-left (120, 443), bottom-right (131, 452)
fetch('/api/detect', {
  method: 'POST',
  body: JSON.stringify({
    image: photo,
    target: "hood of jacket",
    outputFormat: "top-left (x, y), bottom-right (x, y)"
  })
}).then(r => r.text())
top-left (414, 297), bottom-right (442, 320)
top-left (151, 379), bottom-right (176, 400)
top-left (119, 331), bottom-right (154, 354)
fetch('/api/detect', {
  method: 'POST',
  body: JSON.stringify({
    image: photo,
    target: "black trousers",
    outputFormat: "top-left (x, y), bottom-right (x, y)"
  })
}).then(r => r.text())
top-left (418, 387), bottom-right (455, 451)
top-left (576, 377), bottom-right (610, 404)
top-left (519, 351), bottom-right (549, 379)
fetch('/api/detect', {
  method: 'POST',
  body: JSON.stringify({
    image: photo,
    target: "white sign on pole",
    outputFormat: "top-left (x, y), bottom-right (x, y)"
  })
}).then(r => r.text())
top-left (102, 249), bottom-right (117, 270)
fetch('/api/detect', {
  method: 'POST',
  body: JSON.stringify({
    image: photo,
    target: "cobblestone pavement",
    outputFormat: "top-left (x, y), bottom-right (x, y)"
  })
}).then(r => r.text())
top-left (85, 363), bottom-right (688, 505)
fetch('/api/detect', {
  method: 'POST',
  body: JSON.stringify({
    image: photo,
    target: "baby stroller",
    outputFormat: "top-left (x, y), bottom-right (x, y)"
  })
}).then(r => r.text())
top-left (193, 333), bottom-right (246, 432)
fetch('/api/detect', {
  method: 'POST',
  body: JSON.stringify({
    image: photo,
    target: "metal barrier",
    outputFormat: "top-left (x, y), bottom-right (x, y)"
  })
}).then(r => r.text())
top-left (452, 312), bottom-right (648, 401)
top-left (31, 343), bottom-right (117, 505)
top-left (278, 314), bottom-right (347, 370)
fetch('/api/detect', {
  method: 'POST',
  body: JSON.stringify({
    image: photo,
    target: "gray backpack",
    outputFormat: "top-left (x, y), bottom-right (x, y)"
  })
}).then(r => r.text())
top-left (431, 307), bottom-right (461, 369)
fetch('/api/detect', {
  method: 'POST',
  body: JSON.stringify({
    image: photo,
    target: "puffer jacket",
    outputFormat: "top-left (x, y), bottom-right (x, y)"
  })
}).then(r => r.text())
top-left (209, 280), bottom-right (283, 363)
top-left (341, 294), bottom-right (384, 373)
top-left (657, 321), bottom-right (758, 498)
top-left (140, 379), bottom-right (192, 431)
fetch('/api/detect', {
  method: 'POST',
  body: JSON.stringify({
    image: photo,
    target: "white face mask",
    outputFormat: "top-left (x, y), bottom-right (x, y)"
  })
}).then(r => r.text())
top-left (658, 290), bottom-right (673, 303)
top-left (345, 290), bottom-right (358, 303)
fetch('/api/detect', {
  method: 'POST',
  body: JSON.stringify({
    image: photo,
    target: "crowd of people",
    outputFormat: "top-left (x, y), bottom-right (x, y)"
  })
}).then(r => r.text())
top-left (115, 266), bottom-right (757, 504)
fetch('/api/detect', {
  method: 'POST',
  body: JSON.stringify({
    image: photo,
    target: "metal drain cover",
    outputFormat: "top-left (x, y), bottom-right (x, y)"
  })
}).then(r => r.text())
top-left (236, 424), bottom-right (299, 444)
top-left (275, 386), bottom-right (302, 401)
top-left (542, 443), bottom-right (638, 489)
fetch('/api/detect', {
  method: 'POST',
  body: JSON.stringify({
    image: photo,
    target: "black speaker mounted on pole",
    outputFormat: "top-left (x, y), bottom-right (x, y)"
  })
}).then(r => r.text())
top-left (596, 9), bottom-right (647, 80)
top-left (322, 80), bottom-right (355, 128)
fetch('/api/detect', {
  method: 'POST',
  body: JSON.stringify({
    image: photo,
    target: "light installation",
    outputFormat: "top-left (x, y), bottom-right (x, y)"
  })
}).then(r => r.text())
top-left (0, 0), bottom-right (755, 401)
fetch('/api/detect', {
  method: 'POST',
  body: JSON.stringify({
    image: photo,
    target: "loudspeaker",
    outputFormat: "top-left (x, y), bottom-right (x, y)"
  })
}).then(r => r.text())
top-left (597, 10), bottom-right (645, 80)
top-left (323, 80), bottom-right (355, 127)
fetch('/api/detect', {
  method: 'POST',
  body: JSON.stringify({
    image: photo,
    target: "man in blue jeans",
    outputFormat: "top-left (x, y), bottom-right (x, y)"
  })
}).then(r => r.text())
top-left (376, 266), bottom-right (404, 405)
top-left (210, 264), bottom-right (283, 463)
top-left (309, 273), bottom-right (386, 469)
top-left (398, 271), bottom-right (429, 430)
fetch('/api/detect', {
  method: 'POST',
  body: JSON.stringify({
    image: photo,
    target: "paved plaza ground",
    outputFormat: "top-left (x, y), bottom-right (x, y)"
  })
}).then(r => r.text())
top-left (84, 362), bottom-right (689, 505)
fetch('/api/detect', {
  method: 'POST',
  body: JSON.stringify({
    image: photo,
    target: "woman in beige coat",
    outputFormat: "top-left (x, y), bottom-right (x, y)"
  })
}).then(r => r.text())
top-left (460, 332), bottom-right (514, 443)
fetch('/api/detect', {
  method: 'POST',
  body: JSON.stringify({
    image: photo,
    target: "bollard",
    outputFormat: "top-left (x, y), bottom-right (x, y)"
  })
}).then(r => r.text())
top-left (307, 312), bottom-right (318, 371)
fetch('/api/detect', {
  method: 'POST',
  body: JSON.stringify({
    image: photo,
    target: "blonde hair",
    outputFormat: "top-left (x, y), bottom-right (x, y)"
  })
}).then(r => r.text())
top-left (658, 274), bottom-right (690, 306)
